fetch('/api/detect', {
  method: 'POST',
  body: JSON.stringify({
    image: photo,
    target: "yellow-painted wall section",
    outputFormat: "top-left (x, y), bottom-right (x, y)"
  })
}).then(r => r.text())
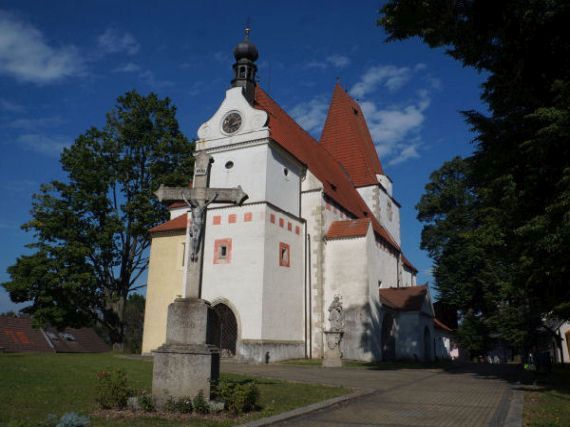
top-left (141, 232), bottom-right (186, 354)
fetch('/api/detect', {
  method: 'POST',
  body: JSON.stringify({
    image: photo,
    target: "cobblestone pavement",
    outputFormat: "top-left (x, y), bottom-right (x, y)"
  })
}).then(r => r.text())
top-left (222, 361), bottom-right (515, 426)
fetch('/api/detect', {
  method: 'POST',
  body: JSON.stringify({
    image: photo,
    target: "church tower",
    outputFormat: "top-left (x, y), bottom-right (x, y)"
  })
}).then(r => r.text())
top-left (231, 26), bottom-right (258, 104)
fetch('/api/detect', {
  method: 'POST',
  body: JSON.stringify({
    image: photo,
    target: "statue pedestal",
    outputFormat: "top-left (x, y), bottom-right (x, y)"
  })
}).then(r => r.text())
top-left (322, 330), bottom-right (343, 368)
top-left (152, 298), bottom-right (219, 405)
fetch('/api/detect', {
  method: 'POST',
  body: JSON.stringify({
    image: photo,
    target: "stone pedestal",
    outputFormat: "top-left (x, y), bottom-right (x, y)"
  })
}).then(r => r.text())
top-left (152, 298), bottom-right (219, 405)
top-left (322, 330), bottom-right (343, 368)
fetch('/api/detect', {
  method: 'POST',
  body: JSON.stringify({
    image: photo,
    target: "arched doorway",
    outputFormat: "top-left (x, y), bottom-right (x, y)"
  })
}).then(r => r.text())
top-left (423, 326), bottom-right (432, 361)
top-left (381, 313), bottom-right (396, 361)
top-left (211, 303), bottom-right (238, 358)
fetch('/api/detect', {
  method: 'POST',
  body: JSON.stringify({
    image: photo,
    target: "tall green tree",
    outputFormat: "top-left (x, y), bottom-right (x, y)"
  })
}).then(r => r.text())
top-left (380, 1), bottom-right (570, 351)
top-left (2, 91), bottom-right (194, 344)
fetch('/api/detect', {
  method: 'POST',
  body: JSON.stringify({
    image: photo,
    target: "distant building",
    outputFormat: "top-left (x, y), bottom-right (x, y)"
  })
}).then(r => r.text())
top-left (0, 316), bottom-right (109, 353)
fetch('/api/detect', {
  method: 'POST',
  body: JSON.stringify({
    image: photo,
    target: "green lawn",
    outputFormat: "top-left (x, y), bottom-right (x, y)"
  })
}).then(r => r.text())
top-left (524, 367), bottom-right (570, 427)
top-left (0, 353), bottom-right (348, 427)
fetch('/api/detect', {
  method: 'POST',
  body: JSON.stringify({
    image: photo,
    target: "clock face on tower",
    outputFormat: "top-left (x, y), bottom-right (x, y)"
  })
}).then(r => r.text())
top-left (222, 111), bottom-right (242, 134)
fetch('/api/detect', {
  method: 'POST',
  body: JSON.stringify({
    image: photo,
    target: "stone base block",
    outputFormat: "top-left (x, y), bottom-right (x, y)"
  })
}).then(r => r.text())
top-left (152, 344), bottom-right (219, 405)
top-left (322, 331), bottom-right (343, 368)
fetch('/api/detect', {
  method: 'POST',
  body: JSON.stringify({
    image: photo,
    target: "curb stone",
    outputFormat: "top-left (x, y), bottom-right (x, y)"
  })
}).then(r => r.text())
top-left (503, 389), bottom-right (523, 427)
top-left (237, 389), bottom-right (375, 427)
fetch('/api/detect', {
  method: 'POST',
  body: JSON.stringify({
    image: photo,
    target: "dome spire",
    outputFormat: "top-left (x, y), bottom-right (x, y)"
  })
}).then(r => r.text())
top-left (231, 22), bottom-right (258, 104)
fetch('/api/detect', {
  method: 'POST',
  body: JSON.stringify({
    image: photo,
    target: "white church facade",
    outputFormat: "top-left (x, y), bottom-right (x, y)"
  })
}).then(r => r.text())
top-left (142, 33), bottom-right (444, 363)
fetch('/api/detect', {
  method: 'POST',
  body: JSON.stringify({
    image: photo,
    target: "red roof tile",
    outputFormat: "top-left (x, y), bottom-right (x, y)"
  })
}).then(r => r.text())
top-left (43, 326), bottom-right (110, 353)
top-left (379, 285), bottom-right (428, 311)
top-left (320, 84), bottom-right (384, 187)
top-left (149, 213), bottom-right (188, 233)
top-left (254, 86), bottom-right (400, 252)
top-left (325, 218), bottom-right (371, 239)
top-left (0, 316), bottom-right (54, 353)
top-left (401, 254), bottom-right (418, 273)
top-left (434, 318), bottom-right (453, 333)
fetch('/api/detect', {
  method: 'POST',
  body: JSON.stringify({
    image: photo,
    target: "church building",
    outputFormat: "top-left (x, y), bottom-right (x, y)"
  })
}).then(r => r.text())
top-left (142, 32), bottom-right (439, 362)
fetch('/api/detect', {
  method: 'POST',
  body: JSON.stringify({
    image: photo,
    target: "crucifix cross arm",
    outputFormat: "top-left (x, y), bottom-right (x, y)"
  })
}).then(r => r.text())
top-left (154, 184), bottom-right (248, 206)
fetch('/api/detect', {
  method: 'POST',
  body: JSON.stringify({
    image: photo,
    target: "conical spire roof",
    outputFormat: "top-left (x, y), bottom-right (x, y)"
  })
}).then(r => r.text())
top-left (320, 83), bottom-right (384, 187)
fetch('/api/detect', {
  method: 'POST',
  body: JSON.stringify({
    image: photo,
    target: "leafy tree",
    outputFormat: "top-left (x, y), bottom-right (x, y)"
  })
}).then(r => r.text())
top-left (2, 91), bottom-right (194, 345)
top-left (380, 1), bottom-right (570, 352)
top-left (123, 293), bottom-right (146, 353)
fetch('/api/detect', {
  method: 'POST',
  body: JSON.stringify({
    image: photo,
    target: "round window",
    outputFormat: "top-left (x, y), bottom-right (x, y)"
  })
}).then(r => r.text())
top-left (225, 161), bottom-right (234, 169)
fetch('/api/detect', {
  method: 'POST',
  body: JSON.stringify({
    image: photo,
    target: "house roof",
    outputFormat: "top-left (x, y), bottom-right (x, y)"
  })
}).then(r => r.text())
top-left (325, 218), bottom-right (371, 240)
top-left (254, 86), bottom-right (401, 252)
top-left (42, 326), bottom-right (110, 353)
top-left (320, 84), bottom-right (384, 187)
top-left (379, 285), bottom-right (428, 311)
top-left (0, 316), bottom-right (110, 353)
top-left (434, 318), bottom-right (453, 333)
top-left (149, 213), bottom-right (188, 233)
top-left (401, 254), bottom-right (418, 273)
top-left (0, 316), bottom-right (53, 353)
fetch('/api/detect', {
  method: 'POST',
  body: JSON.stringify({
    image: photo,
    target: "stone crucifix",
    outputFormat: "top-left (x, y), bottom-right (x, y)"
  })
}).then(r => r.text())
top-left (154, 152), bottom-right (248, 299)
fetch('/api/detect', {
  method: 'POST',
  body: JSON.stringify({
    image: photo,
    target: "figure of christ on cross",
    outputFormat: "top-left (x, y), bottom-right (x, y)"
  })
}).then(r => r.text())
top-left (154, 151), bottom-right (248, 299)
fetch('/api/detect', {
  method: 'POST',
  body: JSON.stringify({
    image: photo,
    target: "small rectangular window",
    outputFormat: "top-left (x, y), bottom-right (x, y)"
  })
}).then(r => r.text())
top-left (279, 242), bottom-right (290, 267)
top-left (214, 239), bottom-right (232, 264)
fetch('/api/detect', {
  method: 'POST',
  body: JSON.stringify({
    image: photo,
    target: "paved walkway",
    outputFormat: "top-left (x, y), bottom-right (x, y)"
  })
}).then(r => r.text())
top-left (222, 361), bottom-right (518, 426)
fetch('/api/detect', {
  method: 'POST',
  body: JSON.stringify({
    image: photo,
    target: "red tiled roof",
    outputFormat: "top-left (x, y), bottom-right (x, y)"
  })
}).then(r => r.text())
top-left (43, 326), bottom-right (110, 353)
top-left (401, 254), bottom-right (418, 273)
top-left (434, 318), bottom-right (453, 333)
top-left (325, 218), bottom-right (371, 239)
top-left (320, 84), bottom-right (384, 187)
top-left (0, 316), bottom-right (54, 353)
top-left (149, 213), bottom-right (188, 233)
top-left (0, 317), bottom-right (110, 353)
top-left (379, 285), bottom-right (428, 311)
top-left (168, 201), bottom-right (188, 209)
top-left (254, 86), bottom-right (400, 252)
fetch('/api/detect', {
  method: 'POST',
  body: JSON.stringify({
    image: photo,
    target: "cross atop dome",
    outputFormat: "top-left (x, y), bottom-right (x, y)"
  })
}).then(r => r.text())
top-left (231, 23), bottom-right (258, 104)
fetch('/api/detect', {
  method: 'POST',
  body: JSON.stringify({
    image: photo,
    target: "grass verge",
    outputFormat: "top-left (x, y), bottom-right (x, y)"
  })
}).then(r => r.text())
top-left (523, 367), bottom-right (570, 427)
top-left (0, 353), bottom-right (348, 427)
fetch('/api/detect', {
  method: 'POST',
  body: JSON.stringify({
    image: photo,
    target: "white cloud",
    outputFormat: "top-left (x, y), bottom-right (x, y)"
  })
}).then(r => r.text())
top-left (388, 144), bottom-right (420, 165)
top-left (345, 64), bottom-right (439, 166)
top-left (326, 54), bottom-right (350, 68)
top-left (349, 65), bottom-right (413, 98)
top-left (306, 55), bottom-right (351, 70)
top-left (112, 62), bottom-right (170, 89)
top-left (7, 116), bottom-right (65, 129)
top-left (17, 134), bottom-right (69, 157)
top-left (290, 95), bottom-right (329, 135)
top-left (97, 28), bottom-right (139, 55)
top-left (0, 98), bottom-right (25, 113)
top-left (139, 70), bottom-right (172, 89)
top-left (114, 62), bottom-right (141, 73)
top-left (0, 10), bottom-right (83, 84)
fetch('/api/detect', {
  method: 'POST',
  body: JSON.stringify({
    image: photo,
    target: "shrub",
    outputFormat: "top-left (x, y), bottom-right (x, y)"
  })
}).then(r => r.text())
top-left (164, 396), bottom-right (193, 414)
top-left (192, 390), bottom-right (209, 415)
top-left (95, 368), bottom-right (131, 409)
top-left (138, 392), bottom-right (155, 413)
top-left (216, 379), bottom-right (259, 415)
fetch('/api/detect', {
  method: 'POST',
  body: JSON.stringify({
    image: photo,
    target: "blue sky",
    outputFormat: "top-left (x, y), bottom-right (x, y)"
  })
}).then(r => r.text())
top-left (0, 0), bottom-right (486, 312)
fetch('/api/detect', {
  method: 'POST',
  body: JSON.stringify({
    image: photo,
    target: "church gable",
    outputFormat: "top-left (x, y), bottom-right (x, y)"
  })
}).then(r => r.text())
top-left (197, 87), bottom-right (268, 147)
